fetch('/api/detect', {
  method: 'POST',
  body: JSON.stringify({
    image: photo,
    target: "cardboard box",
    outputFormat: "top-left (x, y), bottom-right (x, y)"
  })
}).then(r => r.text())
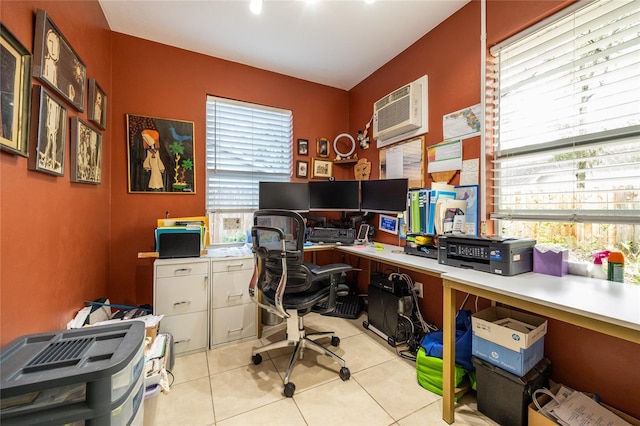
top-left (533, 246), bottom-right (569, 277)
top-left (528, 384), bottom-right (640, 426)
top-left (472, 307), bottom-right (547, 376)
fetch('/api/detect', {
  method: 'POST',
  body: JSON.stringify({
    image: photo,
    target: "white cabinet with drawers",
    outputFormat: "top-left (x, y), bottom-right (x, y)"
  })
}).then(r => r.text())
top-left (153, 258), bottom-right (209, 355)
top-left (209, 256), bottom-right (257, 348)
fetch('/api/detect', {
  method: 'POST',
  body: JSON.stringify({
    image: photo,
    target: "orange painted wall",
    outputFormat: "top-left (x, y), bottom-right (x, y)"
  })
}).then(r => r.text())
top-left (1, 1), bottom-right (112, 346)
top-left (109, 33), bottom-right (349, 308)
top-left (1, 0), bottom-right (637, 418)
top-left (346, 0), bottom-right (639, 417)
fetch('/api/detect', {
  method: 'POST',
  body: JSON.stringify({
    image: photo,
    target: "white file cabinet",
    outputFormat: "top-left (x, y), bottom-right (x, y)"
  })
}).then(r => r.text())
top-left (153, 258), bottom-right (209, 355)
top-left (210, 256), bottom-right (257, 348)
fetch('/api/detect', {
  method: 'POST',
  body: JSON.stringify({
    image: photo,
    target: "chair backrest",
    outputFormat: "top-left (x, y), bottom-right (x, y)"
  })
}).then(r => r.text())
top-left (251, 209), bottom-right (311, 294)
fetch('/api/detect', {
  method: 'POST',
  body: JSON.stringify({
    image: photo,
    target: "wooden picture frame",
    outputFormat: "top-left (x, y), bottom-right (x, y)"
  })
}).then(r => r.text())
top-left (127, 114), bottom-right (196, 193)
top-left (1, 23), bottom-right (32, 156)
top-left (88, 78), bottom-right (107, 130)
top-left (70, 117), bottom-right (102, 184)
top-left (297, 138), bottom-right (309, 156)
top-left (311, 158), bottom-right (333, 179)
top-left (296, 160), bottom-right (308, 178)
top-left (32, 9), bottom-right (87, 112)
top-left (317, 137), bottom-right (330, 158)
top-left (28, 85), bottom-right (67, 176)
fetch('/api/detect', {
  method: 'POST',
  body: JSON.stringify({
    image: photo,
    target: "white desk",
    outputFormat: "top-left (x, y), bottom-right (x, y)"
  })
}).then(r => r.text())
top-left (333, 243), bottom-right (640, 424)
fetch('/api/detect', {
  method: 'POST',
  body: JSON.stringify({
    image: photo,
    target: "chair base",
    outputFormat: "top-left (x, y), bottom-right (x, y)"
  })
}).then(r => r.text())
top-left (252, 310), bottom-right (349, 397)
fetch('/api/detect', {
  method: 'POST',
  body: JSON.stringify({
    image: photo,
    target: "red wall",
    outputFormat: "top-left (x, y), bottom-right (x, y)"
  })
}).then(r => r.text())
top-left (1, 1), bottom-right (112, 345)
top-left (347, 0), bottom-right (639, 416)
top-left (109, 34), bottom-right (349, 307)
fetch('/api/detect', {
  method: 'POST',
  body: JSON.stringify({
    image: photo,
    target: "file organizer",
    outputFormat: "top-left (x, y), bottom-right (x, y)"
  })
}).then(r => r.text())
top-left (1, 322), bottom-right (145, 425)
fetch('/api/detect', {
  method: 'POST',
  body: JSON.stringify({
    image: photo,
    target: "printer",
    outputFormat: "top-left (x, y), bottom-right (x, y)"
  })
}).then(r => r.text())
top-left (438, 235), bottom-right (536, 276)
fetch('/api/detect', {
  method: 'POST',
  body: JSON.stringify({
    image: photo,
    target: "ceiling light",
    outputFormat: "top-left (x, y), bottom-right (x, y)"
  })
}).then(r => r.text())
top-left (250, 0), bottom-right (263, 15)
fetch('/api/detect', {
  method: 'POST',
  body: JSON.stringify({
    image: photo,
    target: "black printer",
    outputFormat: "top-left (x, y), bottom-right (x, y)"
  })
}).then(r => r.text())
top-left (438, 235), bottom-right (536, 276)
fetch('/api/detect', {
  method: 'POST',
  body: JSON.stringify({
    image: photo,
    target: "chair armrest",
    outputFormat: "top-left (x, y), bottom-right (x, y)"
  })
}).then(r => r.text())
top-left (309, 263), bottom-right (352, 278)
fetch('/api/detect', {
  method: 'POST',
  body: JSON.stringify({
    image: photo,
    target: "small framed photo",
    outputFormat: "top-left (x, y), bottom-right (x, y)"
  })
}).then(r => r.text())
top-left (311, 158), bottom-right (333, 179)
top-left (0, 23), bottom-right (32, 157)
top-left (70, 117), bottom-right (102, 184)
top-left (88, 78), bottom-right (107, 130)
top-left (379, 214), bottom-right (399, 235)
top-left (29, 85), bottom-right (68, 176)
top-left (317, 137), bottom-right (330, 158)
top-left (296, 160), bottom-right (308, 178)
top-left (297, 138), bottom-right (309, 156)
top-left (32, 9), bottom-right (87, 112)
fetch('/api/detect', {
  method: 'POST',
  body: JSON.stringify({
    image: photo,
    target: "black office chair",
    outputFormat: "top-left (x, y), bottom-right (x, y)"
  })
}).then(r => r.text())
top-left (249, 209), bottom-right (352, 397)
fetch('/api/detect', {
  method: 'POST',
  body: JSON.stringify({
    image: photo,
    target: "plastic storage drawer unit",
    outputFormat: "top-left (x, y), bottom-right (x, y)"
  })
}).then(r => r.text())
top-left (1, 321), bottom-right (145, 425)
top-left (473, 356), bottom-right (551, 426)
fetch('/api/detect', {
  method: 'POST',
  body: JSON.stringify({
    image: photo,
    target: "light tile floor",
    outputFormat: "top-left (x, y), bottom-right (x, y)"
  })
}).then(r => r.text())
top-left (143, 312), bottom-right (499, 426)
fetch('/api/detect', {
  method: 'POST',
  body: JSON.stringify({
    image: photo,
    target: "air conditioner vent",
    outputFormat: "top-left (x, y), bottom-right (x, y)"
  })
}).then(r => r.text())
top-left (373, 79), bottom-right (425, 141)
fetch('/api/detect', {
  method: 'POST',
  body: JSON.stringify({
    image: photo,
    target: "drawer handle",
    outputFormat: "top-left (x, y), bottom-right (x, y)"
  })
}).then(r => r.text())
top-left (174, 268), bottom-right (192, 274)
top-left (227, 327), bottom-right (244, 334)
top-left (227, 292), bottom-right (244, 298)
top-left (173, 300), bottom-right (191, 307)
top-left (175, 338), bottom-right (191, 344)
top-left (227, 263), bottom-right (244, 269)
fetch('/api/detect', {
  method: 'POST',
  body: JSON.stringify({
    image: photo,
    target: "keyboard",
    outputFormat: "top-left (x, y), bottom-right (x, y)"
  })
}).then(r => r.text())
top-left (308, 227), bottom-right (356, 245)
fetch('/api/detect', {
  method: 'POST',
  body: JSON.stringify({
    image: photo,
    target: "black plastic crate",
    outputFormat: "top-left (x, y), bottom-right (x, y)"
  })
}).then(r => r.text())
top-left (473, 356), bottom-right (550, 426)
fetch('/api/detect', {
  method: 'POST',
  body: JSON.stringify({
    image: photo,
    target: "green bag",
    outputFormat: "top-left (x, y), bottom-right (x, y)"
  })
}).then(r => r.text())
top-left (415, 348), bottom-right (467, 400)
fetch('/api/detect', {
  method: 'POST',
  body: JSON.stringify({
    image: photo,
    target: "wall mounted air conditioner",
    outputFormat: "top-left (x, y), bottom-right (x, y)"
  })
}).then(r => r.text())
top-left (373, 75), bottom-right (428, 148)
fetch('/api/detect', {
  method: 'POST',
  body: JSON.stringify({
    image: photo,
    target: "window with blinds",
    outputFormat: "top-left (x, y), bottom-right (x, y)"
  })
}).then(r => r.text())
top-left (490, 0), bottom-right (640, 225)
top-left (205, 96), bottom-right (292, 243)
top-left (488, 0), bottom-right (640, 283)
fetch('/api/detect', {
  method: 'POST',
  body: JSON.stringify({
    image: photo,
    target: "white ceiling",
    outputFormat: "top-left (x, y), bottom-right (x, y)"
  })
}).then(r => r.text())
top-left (98, 0), bottom-right (469, 90)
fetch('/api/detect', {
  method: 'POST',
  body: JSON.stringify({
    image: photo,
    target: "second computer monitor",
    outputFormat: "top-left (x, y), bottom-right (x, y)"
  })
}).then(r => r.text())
top-left (309, 180), bottom-right (360, 212)
top-left (360, 178), bottom-right (408, 213)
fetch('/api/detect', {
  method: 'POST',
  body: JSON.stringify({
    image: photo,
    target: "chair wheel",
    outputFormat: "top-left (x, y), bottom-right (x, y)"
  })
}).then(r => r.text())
top-left (339, 367), bottom-right (350, 381)
top-left (363, 321), bottom-right (369, 330)
top-left (252, 354), bottom-right (262, 365)
top-left (284, 382), bottom-right (296, 397)
top-left (331, 336), bottom-right (340, 347)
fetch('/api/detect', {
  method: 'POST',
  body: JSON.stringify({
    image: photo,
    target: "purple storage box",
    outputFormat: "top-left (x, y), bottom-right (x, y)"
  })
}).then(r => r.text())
top-left (533, 246), bottom-right (568, 277)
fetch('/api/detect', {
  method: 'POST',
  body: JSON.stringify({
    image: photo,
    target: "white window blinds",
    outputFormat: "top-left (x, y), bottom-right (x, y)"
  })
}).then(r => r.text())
top-left (205, 96), bottom-right (293, 212)
top-left (489, 0), bottom-right (640, 224)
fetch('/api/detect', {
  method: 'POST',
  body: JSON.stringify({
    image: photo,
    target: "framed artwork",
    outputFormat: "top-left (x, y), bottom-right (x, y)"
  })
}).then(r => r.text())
top-left (70, 117), bottom-right (102, 184)
top-left (88, 78), bottom-right (107, 130)
top-left (127, 114), bottom-right (196, 193)
top-left (317, 137), bottom-right (329, 158)
top-left (297, 138), bottom-right (308, 156)
top-left (28, 85), bottom-right (68, 176)
top-left (296, 160), bottom-right (308, 178)
top-left (1, 23), bottom-right (32, 156)
top-left (32, 9), bottom-right (87, 112)
top-left (311, 158), bottom-right (333, 179)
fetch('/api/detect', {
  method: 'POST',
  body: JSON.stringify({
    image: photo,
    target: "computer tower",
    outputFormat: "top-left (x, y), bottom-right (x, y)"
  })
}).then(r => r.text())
top-left (364, 281), bottom-right (413, 346)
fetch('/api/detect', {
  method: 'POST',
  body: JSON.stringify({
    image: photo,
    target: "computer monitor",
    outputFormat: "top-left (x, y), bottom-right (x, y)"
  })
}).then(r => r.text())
top-left (258, 182), bottom-right (309, 212)
top-left (309, 180), bottom-right (360, 212)
top-left (360, 178), bottom-right (409, 213)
